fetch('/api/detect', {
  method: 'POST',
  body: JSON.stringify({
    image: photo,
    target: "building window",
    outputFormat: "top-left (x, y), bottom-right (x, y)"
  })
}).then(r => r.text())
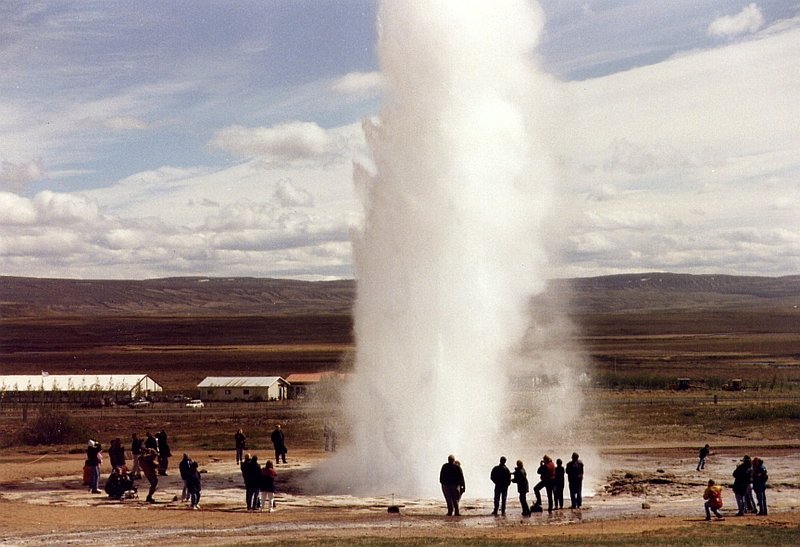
top-left (243, 389), bottom-right (250, 395)
top-left (225, 389), bottom-right (231, 395)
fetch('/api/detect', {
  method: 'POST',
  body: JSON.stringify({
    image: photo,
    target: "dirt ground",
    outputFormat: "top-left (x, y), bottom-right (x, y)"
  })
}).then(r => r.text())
top-left (1, 443), bottom-right (799, 546)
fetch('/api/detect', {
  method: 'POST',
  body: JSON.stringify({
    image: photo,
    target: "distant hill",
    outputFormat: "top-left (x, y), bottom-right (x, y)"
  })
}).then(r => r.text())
top-left (0, 276), bottom-right (355, 317)
top-left (1, 272), bottom-right (799, 317)
top-left (548, 272), bottom-right (800, 314)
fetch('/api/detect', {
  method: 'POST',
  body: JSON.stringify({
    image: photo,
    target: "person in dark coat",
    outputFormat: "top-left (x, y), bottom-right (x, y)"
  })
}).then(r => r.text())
top-left (752, 457), bottom-right (768, 515)
top-left (235, 429), bottom-right (247, 465)
top-left (270, 424), bottom-right (287, 464)
top-left (144, 431), bottom-right (158, 453)
top-left (242, 454), bottom-right (262, 510)
top-left (439, 454), bottom-right (465, 516)
top-left (104, 466), bottom-right (134, 500)
top-left (533, 455), bottom-right (556, 512)
top-left (732, 455), bottom-right (752, 516)
top-left (179, 453), bottom-right (192, 502)
top-left (565, 452), bottom-right (584, 509)
top-left (139, 448), bottom-right (159, 503)
top-left (130, 433), bottom-right (143, 478)
top-left (156, 430), bottom-right (171, 475)
top-left (490, 456), bottom-right (512, 516)
top-left (511, 459), bottom-right (530, 516)
top-left (697, 444), bottom-right (710, 471)
top-left (108, 438), bottom-right (126, 470)
top-left (554, 458), bottom-right (566, 509)
top-left (186, 461), bottom-right (202, 509)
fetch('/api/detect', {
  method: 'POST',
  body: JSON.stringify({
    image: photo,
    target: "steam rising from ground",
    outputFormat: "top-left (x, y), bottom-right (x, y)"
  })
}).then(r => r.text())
top-left (313, 1), bottom-right (585, 497)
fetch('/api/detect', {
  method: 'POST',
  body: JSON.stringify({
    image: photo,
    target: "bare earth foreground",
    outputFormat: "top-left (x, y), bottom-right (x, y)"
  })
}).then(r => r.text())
top-left (1, 444), bottom-right (799, 546)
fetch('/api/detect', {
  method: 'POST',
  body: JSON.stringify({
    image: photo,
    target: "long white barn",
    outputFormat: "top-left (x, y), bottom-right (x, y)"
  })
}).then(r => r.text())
top-left (0, 374), bottom-right (162, 402)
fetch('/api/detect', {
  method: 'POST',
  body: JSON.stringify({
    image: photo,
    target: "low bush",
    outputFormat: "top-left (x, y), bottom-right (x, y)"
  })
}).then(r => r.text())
top-left (18, 407), bottom-right (93, 445)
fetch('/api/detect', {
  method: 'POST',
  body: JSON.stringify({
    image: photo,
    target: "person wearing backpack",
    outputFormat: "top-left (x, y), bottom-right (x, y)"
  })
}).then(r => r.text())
top-left (703, 479), bottom-right (724, 520)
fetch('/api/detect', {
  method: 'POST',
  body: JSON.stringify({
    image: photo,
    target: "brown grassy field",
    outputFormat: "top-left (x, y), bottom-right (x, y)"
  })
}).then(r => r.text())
top-left (1, 274), bottom-right (799, 544)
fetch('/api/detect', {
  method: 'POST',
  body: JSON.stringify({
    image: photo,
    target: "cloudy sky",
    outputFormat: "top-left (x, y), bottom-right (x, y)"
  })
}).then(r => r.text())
top-left (1, 1), bottom-right (798, 280)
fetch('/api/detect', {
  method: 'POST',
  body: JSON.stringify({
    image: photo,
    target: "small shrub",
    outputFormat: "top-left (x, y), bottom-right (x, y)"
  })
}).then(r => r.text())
top-left (18, 408), bottom-right (92, 446)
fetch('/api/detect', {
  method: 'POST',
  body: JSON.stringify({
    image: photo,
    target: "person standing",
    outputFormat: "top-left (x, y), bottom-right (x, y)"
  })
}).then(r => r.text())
top-left (565, 452), bottom-right (584, 509)
top-left (130, 433), bottom-right (143, 479)
top-left (186, 461), bottom-right (202, 510)
top-left (156, 430), bottom-right (171, 476)
top-left (108, 438), bottom-right (126, 470)
top-left (179, 453), bottom-right (192, 502)
top-left (511, 459), bottom-right (530, 517)
top-left (751, 457), bottom-right (768, 515)
top-left (259, 460), bottom-right (278, 512)
top-left (703, 479), bottom-right (724, 520)
top-left (697, 444), bottom-right (710, 471)
top-left (732, 455), bottom-right (752, 516)
top-left (243, 454), bottom-right (262, 510)
top-left (490, 456), bottom-right (512, 516)
top-left (139, 448), bottom-right (159, 503)
top-left (533, 455), bottom-right (556, 512)
top-left (144, 431), bottom-right (158, 453)
top-left (86, 440), bottom-right (102, 494)
top-left (270, 424), bottom-right (287, 464)
top-left (554, 458), bottom-right (566, 510)
top-left (235, 429), bottom-right (247, 465)
top-left (439, 454), bottom-right (465, 516)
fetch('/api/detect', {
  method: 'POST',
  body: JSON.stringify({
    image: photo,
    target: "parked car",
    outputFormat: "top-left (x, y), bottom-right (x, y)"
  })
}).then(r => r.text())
top-left (185, 399), bottom-right (204, 409)
top-left (171, 394), bottom-right (191, 403)
top-left (128, 399), bottom-right (152, 408)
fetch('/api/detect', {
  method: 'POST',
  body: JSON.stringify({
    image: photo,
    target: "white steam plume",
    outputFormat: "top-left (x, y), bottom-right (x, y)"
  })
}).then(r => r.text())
top-left (314, 1), bottom-right (578, 498)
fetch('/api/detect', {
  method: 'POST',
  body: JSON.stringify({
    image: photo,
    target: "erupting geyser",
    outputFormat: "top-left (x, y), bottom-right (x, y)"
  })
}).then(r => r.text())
top-left (318, 1), bottom-right (583, 497)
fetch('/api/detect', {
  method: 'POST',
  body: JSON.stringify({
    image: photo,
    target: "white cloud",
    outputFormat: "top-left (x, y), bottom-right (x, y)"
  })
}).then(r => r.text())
top-left (331, 71), bottom-right (384, 98)
top-left (210, 122), bottom-right (334, 161)
top-left (548, 21), bottom-right (800, 278)
top-left (0, 160), bottom-right (44, 192)
top-left (0, 192), bottom-right (37, 225)
top-left (274, 180), bottom-right (314, 207)
top-left (33, 191), bottom-right (101, 225)
top-left (708, 3), bottom-right (764, 37)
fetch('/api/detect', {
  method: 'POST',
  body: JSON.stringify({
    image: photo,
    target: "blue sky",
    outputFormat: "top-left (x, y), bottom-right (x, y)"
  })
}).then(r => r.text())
top-left (1, 1), bottom-right (798, 279)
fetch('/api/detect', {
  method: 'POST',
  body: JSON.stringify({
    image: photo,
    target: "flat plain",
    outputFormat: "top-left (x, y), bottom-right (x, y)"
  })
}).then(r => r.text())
top-left (1, 273), bottom-right (799, 545)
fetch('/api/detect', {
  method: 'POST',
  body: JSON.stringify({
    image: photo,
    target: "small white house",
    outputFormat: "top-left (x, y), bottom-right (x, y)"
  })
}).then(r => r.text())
top-left (197, 376), bottom-right (290, 401)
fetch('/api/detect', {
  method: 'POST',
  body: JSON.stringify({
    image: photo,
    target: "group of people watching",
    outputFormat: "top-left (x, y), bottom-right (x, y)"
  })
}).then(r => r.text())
top-left (237, 425), bottom-right (289, 463)
top-left (84, 429), bottom-right (172, 504)
top-left (84, 424), bottom-right (780, 520)
top-left (439, 452), bottom-right (585, 517)
top-left (240, 453), bottom-right (279, 512)
top-left (698, 446), bottom-right (769, 519)
top-left (179, 453), bottom-right (202, 509)
top-left (490, 453), bottom-right (584, 517)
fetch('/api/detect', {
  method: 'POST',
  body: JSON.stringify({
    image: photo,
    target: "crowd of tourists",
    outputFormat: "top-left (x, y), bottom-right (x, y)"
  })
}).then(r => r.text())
top-left (439, 452), bottom-right (584, 518)
top-left (83, 424), bottom-right (287, 511)
top-left (83, 430), bottom-right (774, 519)
top-left (698, 445), bottom-right (769, 520)
top-left (84, 429), bottom-right (174, 504)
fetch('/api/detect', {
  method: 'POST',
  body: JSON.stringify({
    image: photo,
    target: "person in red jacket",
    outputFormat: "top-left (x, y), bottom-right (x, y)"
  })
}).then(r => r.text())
top-left (533, 454), bottom-right (556, 512)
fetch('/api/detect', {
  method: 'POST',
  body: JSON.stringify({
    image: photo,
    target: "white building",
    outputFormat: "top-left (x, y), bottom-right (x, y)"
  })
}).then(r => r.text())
top-left (197, 376), bottom-right (290, 402)
top-left (0, 374), bottom-right (162, 403)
